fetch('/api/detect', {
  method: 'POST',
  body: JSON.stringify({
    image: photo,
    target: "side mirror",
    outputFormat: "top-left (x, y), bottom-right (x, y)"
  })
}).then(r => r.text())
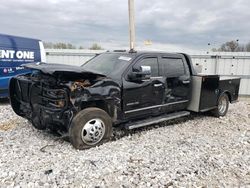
top-left (128, 65), bottom-right (151, 81)
top-left (140, 66), bottom-right (151, 75)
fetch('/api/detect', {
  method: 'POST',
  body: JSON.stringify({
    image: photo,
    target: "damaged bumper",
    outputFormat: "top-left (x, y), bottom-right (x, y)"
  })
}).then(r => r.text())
top-left (9, 75), bottom-right (73, 131)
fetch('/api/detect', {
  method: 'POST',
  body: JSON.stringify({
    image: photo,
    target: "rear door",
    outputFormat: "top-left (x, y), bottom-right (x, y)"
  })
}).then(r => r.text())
top-left (122, 55), bottom-right (165, 119)
top-left (159, 55), bottom-right (191, 112)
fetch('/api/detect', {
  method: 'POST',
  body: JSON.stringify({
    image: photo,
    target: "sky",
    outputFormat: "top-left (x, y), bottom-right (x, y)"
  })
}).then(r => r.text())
top-left (0, 0), bottom-right (249, 52)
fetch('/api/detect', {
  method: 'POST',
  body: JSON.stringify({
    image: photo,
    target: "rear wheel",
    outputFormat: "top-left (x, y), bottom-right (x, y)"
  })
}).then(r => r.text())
top-left (212, 93), bottom-right (229, 117)
top-left (69, 107), bottom-right (112, 149)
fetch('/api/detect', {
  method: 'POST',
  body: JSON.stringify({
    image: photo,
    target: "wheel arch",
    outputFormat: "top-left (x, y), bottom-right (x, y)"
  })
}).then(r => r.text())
top-left (212, 90), bottom-right (230, 117)
top-left (80, 100), bottom-right (117, 120)
top-left (220, 90), bottom-right (232, 103)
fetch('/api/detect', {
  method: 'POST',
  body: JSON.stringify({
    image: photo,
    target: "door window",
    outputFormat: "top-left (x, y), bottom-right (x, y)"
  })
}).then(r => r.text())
top-left (159, 57), bottom-right (190, 102)
top-left (134, 57), bottom-right (159, 77)
top-left (160, 58), bottom-right (185, 77)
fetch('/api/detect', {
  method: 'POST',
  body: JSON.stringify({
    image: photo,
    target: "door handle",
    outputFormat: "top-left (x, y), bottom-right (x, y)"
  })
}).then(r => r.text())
top-left (182, 80), bottom-right (190, 84)
top-left (154, 83), bottom-right (163, 87)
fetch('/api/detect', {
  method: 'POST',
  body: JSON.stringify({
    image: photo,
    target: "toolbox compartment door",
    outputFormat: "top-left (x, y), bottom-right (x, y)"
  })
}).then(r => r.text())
top-left (187, 75), bottom-right (219, 112)
top-left (219, 77), bottom-right (241, 102)
top-left (188, 75), bottom-right (240, 112)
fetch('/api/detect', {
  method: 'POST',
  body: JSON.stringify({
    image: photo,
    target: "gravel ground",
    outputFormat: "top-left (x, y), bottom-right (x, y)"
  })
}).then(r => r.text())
top-left (0, 99), bottom-right (250, 187)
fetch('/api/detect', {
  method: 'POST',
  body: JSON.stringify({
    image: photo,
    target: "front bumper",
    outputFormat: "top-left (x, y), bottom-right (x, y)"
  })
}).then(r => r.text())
top-left (9, 76), bottom-right (73, 131)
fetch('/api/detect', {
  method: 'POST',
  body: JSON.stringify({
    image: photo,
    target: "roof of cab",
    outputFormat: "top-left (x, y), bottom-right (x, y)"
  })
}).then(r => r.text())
top-left (106, 50), bottom-right (195, 75)
top-left (108, 50), bottom-right (185, 58)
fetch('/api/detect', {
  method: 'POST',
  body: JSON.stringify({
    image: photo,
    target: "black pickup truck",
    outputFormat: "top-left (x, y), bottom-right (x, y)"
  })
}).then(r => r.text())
top-left (9, 51), bottom-right (241, 149)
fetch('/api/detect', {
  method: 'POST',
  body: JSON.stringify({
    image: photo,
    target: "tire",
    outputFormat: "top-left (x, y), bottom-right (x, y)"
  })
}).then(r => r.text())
top-left (69, 107), bottom-right (113, 150)
top-left (212, 93), bottom-right (229, 117)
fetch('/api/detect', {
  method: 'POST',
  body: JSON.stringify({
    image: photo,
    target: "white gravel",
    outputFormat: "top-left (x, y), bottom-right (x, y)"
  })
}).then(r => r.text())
top-left (0, 99), bottom-right (250, 187)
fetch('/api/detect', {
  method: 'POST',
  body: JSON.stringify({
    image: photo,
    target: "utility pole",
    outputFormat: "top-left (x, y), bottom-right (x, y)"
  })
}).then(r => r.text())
top-left (128, 0), bottom-right (135, 52)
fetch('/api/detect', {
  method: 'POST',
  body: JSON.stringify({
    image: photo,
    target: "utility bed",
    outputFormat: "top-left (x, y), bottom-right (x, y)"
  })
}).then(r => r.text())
top-left (187, 75), bottom-right (240, 112)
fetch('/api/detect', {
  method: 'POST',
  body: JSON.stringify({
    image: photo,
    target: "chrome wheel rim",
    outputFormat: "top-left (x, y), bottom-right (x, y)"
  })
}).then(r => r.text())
top-left (81, 118), bottom-right (105, 145)
top-left (218, 96), bottom-right (227, 114)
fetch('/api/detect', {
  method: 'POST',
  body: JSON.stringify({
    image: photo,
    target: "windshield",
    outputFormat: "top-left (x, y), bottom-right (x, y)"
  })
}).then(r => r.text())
top-left (81, 53), bottom-right (132, 76)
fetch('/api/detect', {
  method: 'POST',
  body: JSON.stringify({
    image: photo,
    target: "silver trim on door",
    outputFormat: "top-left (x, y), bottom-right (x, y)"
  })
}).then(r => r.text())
top-left (124, 100), bottom-right (189, 114)
top-left (154, 83), bottom-right (163, 87)
top-left (182, 80), bottom-right (190, 84)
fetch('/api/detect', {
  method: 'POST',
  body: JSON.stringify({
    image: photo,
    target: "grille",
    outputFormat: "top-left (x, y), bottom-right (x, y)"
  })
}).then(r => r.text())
top-left (37, 86), bottom-right (69, 111)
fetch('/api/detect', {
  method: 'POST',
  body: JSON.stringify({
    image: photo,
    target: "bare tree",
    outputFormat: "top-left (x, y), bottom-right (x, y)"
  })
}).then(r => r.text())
top-left (43, 42), bottom-right (54, 49)
top-left (212, 40), bottom-right (250, 52)
top-left (66, 43), bottom-right (76, 49)
top-left (246, 42), bottom-right (250, 52)
top-left (43, 42), bottom-right (77, 49)
top-left (44, 42), bottom-right (106, 50)
top-left (237, 44), bottom-right (245, 52)
top-left (89, 43), bottom-right (103, 50)
top-left (218, 41), bottom-right (239, 52)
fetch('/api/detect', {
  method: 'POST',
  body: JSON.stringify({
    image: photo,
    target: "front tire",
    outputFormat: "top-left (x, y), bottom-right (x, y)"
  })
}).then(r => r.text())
top-left (212, 93), bottom-right (229, 117)
top-left (69, 107), bottom-right (112, 150)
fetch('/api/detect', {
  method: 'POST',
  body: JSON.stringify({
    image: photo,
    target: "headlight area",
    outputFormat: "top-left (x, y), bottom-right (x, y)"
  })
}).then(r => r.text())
top-left (30, 86), bottom-right (73, 132)
top-left (32, 79), bottom-right (92, 132)
top-left (40, 88), bottom-right (68, 110)
top-left (64, 79), bottom-right (92, 106)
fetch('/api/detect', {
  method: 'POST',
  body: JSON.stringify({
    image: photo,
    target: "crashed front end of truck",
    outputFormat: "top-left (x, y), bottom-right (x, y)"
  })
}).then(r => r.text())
top-left (9, 63), bottom-right (121, 133)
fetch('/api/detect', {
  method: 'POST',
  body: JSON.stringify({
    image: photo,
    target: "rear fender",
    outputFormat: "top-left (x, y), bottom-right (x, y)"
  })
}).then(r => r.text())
top-left (218, 90), bottom-right (232, 104)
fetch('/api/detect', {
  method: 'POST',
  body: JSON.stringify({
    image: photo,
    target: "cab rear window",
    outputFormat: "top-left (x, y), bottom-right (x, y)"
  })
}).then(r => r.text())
top-left (160, 58), bottom-right (185, 78)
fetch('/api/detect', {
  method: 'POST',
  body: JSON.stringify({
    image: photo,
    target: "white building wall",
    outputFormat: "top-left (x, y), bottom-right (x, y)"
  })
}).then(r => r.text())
top-left (45, 49), bottom-right (105, 66)
top-left (45, 49), bottom-right (250, 95)
top-left (191, 52), bottom-right (250, 95)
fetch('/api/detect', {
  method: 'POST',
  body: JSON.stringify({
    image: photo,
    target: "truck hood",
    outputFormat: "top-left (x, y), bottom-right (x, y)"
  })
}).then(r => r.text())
top-left (22, 63), bottom-right (106, 77)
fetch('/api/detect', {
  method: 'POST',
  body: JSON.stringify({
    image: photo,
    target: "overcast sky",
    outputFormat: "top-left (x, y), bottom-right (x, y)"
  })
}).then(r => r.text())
top-left (0, 0), bottom-right (249, 51)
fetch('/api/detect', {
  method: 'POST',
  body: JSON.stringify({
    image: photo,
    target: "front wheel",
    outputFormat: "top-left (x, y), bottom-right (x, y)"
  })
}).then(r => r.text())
top-left (212, 93), bottom-right (229, 117)
top-left (69, 107), bottom-right (113, 150)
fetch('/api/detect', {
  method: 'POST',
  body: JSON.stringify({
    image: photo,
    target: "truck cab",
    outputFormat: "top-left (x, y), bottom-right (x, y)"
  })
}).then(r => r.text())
top-left (121, 52), bottom-right (192, 120)
top-left (9, 51), bottom-right (240, 149)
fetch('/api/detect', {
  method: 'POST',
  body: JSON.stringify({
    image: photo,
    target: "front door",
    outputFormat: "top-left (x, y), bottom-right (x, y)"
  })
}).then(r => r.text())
top-left (122, 56), bottom-right (165, 120)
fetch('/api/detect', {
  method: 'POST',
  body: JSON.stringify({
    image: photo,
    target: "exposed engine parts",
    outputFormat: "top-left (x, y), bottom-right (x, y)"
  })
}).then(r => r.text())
top-left (69, 80), bottom-right (91, 92)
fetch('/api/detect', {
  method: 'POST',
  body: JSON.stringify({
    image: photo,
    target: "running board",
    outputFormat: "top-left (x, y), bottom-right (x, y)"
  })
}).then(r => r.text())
top-left (125, 111), bottom-right (190, 130)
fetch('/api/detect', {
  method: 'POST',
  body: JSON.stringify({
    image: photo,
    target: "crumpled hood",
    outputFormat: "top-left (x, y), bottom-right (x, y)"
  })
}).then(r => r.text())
top-left (22, 63), bottom-right (106, 77)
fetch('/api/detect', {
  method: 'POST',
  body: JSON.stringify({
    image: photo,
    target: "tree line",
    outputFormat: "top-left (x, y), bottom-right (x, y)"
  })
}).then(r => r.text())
top-left (212, 40), bottom-right (250, 52)
top-left (44, 40), bottom-right (250, 52)
top-left (44, 42), bottom-right (103, 50)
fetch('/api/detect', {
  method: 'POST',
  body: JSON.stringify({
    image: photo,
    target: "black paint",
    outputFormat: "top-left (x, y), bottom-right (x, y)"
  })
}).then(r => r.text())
top-left (9, 51), bottom-right (241, 133)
